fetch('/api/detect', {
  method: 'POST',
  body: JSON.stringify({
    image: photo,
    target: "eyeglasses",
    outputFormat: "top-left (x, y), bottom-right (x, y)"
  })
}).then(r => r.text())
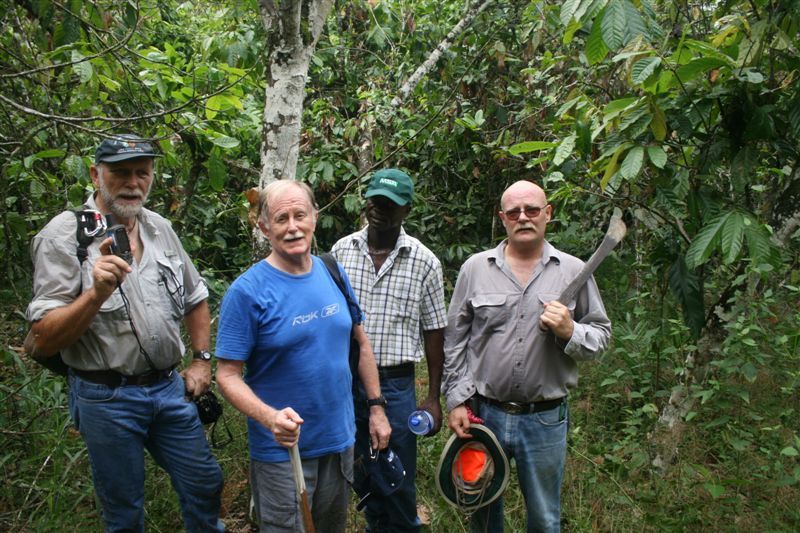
top-left (502, 205), bottom-right (546, 221)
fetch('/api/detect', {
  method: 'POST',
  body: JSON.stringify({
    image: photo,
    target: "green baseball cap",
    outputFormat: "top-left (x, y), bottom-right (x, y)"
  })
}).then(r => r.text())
top-left (365, 169), bottom-right (414, 206)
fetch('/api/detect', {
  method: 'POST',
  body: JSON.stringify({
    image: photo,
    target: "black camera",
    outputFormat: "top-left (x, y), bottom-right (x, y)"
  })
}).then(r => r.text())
top-left (194, 390), bottom-right (223, 425)
top-left (107, 224), bottom-right (133, 264)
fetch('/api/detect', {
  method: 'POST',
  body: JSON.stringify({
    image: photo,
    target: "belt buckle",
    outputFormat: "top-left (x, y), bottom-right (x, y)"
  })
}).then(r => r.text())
top-left (505, 401), bottom-right (526, 414)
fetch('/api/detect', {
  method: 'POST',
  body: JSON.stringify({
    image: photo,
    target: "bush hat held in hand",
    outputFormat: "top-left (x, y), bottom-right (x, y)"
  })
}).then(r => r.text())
top-left (436, 424), bottom-right (510, 512)
top-left (365, 168), bottom-right (414, 206)
top-left (95, 133), bottom-right (161, 164)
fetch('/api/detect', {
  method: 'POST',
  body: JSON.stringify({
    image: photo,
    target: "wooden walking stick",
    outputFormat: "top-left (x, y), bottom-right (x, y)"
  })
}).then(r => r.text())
top-left (290, 445), bottom-right (315, 533)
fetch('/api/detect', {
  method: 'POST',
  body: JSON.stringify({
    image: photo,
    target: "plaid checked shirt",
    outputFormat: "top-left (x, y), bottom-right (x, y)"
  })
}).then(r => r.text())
top-left (331, 227), bottom-right (447, 367)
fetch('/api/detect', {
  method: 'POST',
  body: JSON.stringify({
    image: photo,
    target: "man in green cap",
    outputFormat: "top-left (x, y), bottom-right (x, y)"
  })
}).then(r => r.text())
top-left (331, 168), bottom-right (447, 532)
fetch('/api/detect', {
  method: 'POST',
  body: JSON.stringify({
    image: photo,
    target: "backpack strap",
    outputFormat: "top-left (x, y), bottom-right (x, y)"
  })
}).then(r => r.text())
top-left (320, 253), bottom-right (362, 325)
top-left (73, 210), bottom-right (106, 264)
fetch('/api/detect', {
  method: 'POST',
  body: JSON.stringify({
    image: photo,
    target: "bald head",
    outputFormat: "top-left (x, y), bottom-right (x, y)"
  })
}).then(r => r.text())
top-left (498, 180), bottom-right (551, 255)
top-left (500, 180), bottom-right (547, 212)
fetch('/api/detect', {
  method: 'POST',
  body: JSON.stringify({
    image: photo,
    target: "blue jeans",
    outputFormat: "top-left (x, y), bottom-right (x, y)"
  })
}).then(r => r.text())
top-left (68, 371), bottom-right (224, 532)
top-left (470, 400), bottom-right (568, 533)
top-left (354, 374), bottom-right (421, 532)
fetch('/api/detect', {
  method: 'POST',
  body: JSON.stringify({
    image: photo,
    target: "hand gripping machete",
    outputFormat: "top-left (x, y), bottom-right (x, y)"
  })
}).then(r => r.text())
top-left (551, 208), bottom-right (626, 308)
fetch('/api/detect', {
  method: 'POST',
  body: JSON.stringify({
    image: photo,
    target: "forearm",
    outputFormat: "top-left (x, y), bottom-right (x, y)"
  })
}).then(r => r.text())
top-left (423, 328), bottom-right (444, 402)
top-left (216, 360), bottom-right (276, 429)
top-left (184, 300), bottom-right (211, 351)
top-left (354, 325), bottom-right (381, 399)
top-left (31, 288), bottom-right (106, 356)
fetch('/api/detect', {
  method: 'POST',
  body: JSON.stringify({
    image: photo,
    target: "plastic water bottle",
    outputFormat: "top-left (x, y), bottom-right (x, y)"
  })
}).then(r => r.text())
top-left (408, 410), bottom-right (434, 436)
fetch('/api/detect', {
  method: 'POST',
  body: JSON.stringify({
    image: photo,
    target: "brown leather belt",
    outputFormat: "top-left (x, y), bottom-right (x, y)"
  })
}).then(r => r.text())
top-left (478, 394), bottom-right (564, 415)
top-left (73, 367), bottom-right (174, 388)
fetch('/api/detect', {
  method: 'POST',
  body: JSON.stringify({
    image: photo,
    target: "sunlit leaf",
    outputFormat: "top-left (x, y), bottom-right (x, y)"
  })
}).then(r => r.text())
top-left (620, 146), bottom-right (644, 180)
top-left (646, 145), bottom-right (667, 168)
top-left (632, 57), bottom-right (661, 84)
top-left (509, 141), bottom-right (557, 155)
top-left (553, 134), bottom-right (576, 166)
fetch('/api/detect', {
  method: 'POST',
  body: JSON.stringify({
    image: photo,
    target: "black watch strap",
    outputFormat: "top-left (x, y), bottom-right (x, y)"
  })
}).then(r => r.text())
top-left (193, 349), bottom-right (212, 362)
top-left (367, 394), bottom-right (387, 408)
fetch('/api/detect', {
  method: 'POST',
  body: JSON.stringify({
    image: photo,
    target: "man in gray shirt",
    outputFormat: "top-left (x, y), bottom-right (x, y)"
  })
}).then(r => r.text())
top-left (27, 134), bottom-right (223, 532)
top-left (443, 180), bottom-right (611, 532)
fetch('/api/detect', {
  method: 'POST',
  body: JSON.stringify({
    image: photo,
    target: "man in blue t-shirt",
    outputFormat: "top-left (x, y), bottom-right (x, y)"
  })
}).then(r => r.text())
top-left (216, 180), bottom-right (391, 533)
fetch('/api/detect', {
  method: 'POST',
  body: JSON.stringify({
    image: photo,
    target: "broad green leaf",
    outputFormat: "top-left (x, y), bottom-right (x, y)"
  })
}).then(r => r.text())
top-left (669, 257), bottom-right (705, 339)
top-left (553, 134), bottom-right (576, 166)
top-left (601, 145), bottom-right (625, 191)
top-left (601, 0), bottom-right (627, 51)
top-left (650, 102), bottom-right (667, 141)
top-left (206, 95), bottom-right (225, 119)
top-left (676, 57), bottom-right (728, 83)
top-left (585, 15), bottom-right (609, 65)
top-left (208, 154), bottom-right (226, 192)
top-left (509, 141), bottom-right (557, 155)
top-left (71, 51), bottom-right (93, 83)
top-left (35, 149), bottom-right (66, 159)
top-left (563, 19), bottom-right (583, 45)
top-left (98, 74), bottom-right (121, 92)
top-left (734, 67), bottom-right (764, 84)
top-left (210, 135), bottom-right (240, 149)
top-left (647, 146), bottom-right (667, 168)
top-left (604, 97), bottom-right (639, 120)
top-left (740, 362), bottom-right (758, 383)
top-left (720, 211), bottom-right (744, 264)
top-left (632, 57), bottom-right (661, 84)
top-left (622, 0), bottom-right (648, 42)
top-left (685, 213), bottom-right (728, 269)
top-left (620, 146), bottom-right (644, 180)
top-left (744, 220), bottom-right (780, 268)
top-left (560, 0), bottom-right (582, 26)
top-left (781, 447), bottom-right (799, 457)
top-left (703, 483), bottom-right (725, 499)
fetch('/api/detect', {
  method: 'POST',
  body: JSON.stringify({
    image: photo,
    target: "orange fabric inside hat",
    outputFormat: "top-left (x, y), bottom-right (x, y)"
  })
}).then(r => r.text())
top-left (454, 446), bottom-right (488, 484)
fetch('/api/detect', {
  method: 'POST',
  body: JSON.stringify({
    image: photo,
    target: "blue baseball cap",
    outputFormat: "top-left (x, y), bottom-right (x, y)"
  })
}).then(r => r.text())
top-left (95, 134), bottom-right (161, 163)
top-left (355, 447), bottom-right (406, 511)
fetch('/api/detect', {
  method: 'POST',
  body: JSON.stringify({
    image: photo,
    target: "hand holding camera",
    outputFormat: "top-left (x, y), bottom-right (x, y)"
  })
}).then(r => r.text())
top-left (107, 224), bottom-right (134, 265)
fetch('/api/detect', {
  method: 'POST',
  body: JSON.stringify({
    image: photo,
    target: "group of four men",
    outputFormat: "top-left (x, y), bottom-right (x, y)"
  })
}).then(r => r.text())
top-left (27, 135), bottom-right (611, 532)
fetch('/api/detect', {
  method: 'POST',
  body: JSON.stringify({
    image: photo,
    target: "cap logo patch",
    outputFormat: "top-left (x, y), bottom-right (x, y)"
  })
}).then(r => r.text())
top-left (379, 178), bottom-right (398, 187)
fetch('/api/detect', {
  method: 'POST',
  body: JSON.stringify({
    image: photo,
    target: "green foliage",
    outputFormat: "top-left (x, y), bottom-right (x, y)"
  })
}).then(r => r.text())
top-left (1, 0), bottom-right (800, 530)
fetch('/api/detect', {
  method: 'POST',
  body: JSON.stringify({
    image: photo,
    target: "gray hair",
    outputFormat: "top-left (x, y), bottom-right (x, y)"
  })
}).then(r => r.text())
top-left (258, 180), bottom-right (318, 227)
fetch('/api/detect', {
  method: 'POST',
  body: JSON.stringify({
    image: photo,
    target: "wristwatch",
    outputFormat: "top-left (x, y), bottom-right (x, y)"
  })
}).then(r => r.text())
top-left (193, 349), bottom-right (213, 362)
top-left (367, 395), bottom-right (387, 408)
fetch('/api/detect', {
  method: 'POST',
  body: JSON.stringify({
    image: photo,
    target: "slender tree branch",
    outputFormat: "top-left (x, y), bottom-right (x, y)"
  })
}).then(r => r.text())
top-left (392, 0), bottom-right (494, 106)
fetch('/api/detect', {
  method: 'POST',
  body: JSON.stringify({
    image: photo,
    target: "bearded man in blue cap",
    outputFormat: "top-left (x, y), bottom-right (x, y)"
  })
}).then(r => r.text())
top-left (27, 134), bottom-right (224, 532)
top-left (331, 168), bottom-right (448, 532)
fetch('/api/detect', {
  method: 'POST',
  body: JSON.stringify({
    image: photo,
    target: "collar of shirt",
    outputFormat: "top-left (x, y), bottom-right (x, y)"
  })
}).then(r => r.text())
top-left (487, 239), bottom-right (563, 269)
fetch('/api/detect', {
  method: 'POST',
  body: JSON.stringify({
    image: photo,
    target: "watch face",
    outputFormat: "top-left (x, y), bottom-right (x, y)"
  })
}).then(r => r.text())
top-left (195, 350), bottom-right (212, 361)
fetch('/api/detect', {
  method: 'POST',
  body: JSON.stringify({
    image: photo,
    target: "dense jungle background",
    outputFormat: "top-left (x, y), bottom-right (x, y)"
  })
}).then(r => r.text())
top-left (1, 0), bottom-right (799, 530)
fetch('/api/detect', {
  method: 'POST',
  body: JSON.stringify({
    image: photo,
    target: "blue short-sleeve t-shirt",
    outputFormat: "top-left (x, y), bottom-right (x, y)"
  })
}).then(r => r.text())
top-left (215, 256), bottom-right (356, 462)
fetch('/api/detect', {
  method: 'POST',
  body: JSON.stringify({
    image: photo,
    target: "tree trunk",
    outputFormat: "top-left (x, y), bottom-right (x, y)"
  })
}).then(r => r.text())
top-left (258, 0), bottom-right (334, 188)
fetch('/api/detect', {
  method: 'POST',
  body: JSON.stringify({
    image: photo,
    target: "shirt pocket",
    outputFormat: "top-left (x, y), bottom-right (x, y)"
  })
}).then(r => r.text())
top-left (471, 294), bottom-right (509, 333)
top-left (97, 291), bottom-right (128, 322)
top-left (156, 257), bottom-right (186, 320)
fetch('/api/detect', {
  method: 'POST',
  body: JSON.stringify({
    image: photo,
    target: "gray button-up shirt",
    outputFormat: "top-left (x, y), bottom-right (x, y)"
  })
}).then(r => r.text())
top-left (442, 240), bottom-right (611, 409)
top-left (27, 195), bottom-right (208, 375)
